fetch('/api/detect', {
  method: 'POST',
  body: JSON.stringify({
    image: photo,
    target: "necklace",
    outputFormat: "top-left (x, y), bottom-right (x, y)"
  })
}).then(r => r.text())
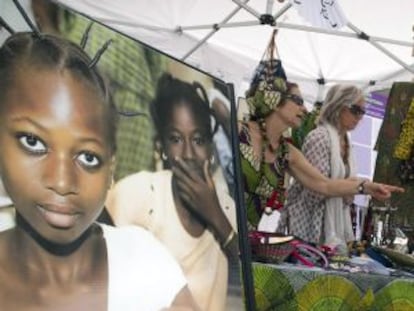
top-left (258, 119), bottom-right (278, 161)
top-left (257, 119), bottom-right (289, 215)
top-left (340, 134), bottom-right (349, 162)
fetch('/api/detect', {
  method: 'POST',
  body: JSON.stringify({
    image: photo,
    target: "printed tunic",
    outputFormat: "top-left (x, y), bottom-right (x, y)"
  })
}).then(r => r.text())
top-left (282, 126), bottom-right (331, 243)
top-left (239, 122), bottom-right (290, 229)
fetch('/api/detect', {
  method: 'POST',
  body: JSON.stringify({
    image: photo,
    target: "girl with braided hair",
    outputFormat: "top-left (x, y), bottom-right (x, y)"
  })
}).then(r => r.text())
top-left (0, 20), bottom-right (197, 311)
top-left (106, 73), bottom-right (238, 311)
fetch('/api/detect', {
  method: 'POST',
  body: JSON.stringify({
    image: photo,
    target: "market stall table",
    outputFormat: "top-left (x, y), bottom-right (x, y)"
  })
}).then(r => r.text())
top-left (252, 261), bottom-right (414, 310)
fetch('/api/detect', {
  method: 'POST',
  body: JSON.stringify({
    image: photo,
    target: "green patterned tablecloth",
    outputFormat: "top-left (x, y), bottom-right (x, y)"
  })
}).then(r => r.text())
top-left (253, 262), bottom-right (414, 311)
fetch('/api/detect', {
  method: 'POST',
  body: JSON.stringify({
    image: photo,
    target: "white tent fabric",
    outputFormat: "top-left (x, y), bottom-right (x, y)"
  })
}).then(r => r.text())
top-left (54, 0), bottom-right (414, 103)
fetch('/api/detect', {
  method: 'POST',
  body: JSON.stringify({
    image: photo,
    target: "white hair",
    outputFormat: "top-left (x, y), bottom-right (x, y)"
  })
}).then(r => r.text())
top-left (318, 84), bottom-right (365, 127)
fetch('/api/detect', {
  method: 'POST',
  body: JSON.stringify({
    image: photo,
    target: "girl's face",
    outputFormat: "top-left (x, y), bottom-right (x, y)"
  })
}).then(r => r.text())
top-left (275, 86), bottom-right (307, 128)
top-left (162, 102), bottom-right (211, 174)
top-left (339, 97), bottom-right (365, 132)
top-left (0, 67), bottom-right (113, 244)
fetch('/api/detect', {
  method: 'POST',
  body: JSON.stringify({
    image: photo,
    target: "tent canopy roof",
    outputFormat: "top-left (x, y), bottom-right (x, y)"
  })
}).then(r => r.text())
top-left (56, 0), bottom-right (414, 102)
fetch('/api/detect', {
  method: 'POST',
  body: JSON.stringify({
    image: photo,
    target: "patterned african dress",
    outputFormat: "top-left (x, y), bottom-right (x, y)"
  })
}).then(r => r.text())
top-left (239, 122), bottom-right (290, 229)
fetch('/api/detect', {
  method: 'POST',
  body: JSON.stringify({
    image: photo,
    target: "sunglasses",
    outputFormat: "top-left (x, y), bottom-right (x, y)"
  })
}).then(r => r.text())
top-left (348, 104), bottom-right (366, 116)
top-left (284, 94), bottom-right (304, 106)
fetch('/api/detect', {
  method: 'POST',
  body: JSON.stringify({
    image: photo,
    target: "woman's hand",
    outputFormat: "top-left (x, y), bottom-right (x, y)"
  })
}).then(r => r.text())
top-left (364, 181), bottom-right (405, 201)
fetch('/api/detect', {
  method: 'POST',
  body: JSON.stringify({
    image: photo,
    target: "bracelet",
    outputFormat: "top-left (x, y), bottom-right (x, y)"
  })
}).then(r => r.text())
top-left (357, 180), bottom-right (367, 194)
top-left (221, 229), bottom-right (236, 249)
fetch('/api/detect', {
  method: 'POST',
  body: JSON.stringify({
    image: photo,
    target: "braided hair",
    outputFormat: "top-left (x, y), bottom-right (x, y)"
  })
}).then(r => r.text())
top-left (0, 32), bottom-right (118, 153)
top-left (150, 73), bottom-right (216, 146)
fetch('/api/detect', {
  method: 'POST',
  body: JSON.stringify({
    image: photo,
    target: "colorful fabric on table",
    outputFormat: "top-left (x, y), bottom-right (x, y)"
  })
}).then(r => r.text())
top-left (239, 122), bottom-right (289, 229)
top-left (252, 262), bottom-right (414, 311)
top-left (373, 82), bottom-right (414, 225)
top-left (393, 98), bottom-right (414, 160)
top-left (296, 275), bottom-right (362, 310)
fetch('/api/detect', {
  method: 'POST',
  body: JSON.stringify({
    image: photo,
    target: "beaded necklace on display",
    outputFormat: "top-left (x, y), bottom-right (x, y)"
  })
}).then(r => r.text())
top-left (258, 119), bottom-right (288, 214)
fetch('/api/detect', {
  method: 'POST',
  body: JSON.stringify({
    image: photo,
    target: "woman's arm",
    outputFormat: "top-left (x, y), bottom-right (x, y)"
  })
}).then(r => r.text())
top-left (288, 144), bottom-right (404, 200)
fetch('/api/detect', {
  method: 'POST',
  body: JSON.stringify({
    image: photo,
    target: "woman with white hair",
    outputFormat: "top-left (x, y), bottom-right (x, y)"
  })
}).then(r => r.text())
top-left (281, 84), bottom-right (368, 253)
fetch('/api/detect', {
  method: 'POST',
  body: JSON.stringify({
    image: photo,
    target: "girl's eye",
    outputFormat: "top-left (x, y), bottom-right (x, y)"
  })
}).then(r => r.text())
top-left (18, 134), bottom-right (47, 153)
top-left (168, 134), bottom-right (182, 144)
top-left (193, 135), bottom-right (207, 146)
top-left (77, 152), bottom-right (101, 169)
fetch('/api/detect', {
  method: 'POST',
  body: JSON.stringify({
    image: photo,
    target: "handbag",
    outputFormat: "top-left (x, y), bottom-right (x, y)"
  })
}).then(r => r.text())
top-left (249, 29), bottom-right (287, 89)
top-left (246, 29), bottom-right (288, 119)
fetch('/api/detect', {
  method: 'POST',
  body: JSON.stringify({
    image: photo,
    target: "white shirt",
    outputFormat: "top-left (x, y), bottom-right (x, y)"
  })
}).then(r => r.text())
top-left (101, 223), bottom-right (187, 311)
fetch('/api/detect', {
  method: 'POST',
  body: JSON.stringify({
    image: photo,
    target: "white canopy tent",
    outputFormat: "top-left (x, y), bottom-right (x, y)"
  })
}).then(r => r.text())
top-left (51, 0), bottom-right (414, 104)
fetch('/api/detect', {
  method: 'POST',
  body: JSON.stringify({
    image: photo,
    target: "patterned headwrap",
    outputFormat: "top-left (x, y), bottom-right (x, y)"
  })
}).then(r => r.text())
top-left (246, 58), bottom-right (288, 119)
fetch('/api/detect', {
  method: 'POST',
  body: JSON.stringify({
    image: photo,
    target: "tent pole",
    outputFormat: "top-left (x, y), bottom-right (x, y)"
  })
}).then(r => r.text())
top-left (101, 4), bottom-right (412, 74)
top-left (181, 0), bottom-right (250, 60)
top-left (180, 20), bottom-right (261, 31)
top-left (266, 0), bottom-right (274, 14)
top-left (232, 0), bottom-right (261, 19)
top-left (91, 17), bottom-right (173, 31)
top-left (347, 22), bottom-right (414, 74)
top-left (179, 20), bottom-right (411, 48)
top-left (179, 3), bottom-right (292, 31)
top-left (368, 36), bottom-right (412, 48)
top-left (181, 1), bottom-right (293, 60)
top-left (276, 22), bottom-right (412, 47)
top-left (377, 62), bottom-right (414, 83)
top-left (273, 3), bottom-right (292, 19)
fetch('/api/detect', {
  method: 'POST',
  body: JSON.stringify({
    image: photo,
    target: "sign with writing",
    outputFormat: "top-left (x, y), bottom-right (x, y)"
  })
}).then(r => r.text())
top-left (365, 91), bottom-right (388, 119)
top-left (291, 0), bottom-right (348, 29)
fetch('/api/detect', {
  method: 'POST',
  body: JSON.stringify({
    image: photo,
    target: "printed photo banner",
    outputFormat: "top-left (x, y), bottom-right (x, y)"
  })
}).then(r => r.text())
top-left (58, 9), bottom-right (251, 311)
top-left (0, 1), bottom-right (255, 310)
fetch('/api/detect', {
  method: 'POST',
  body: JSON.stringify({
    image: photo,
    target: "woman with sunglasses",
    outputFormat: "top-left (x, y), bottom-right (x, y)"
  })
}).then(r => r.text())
top-left (281, 84), bottom-right (370, 253)
top-left (240, 79), bottom-right (403, 238)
